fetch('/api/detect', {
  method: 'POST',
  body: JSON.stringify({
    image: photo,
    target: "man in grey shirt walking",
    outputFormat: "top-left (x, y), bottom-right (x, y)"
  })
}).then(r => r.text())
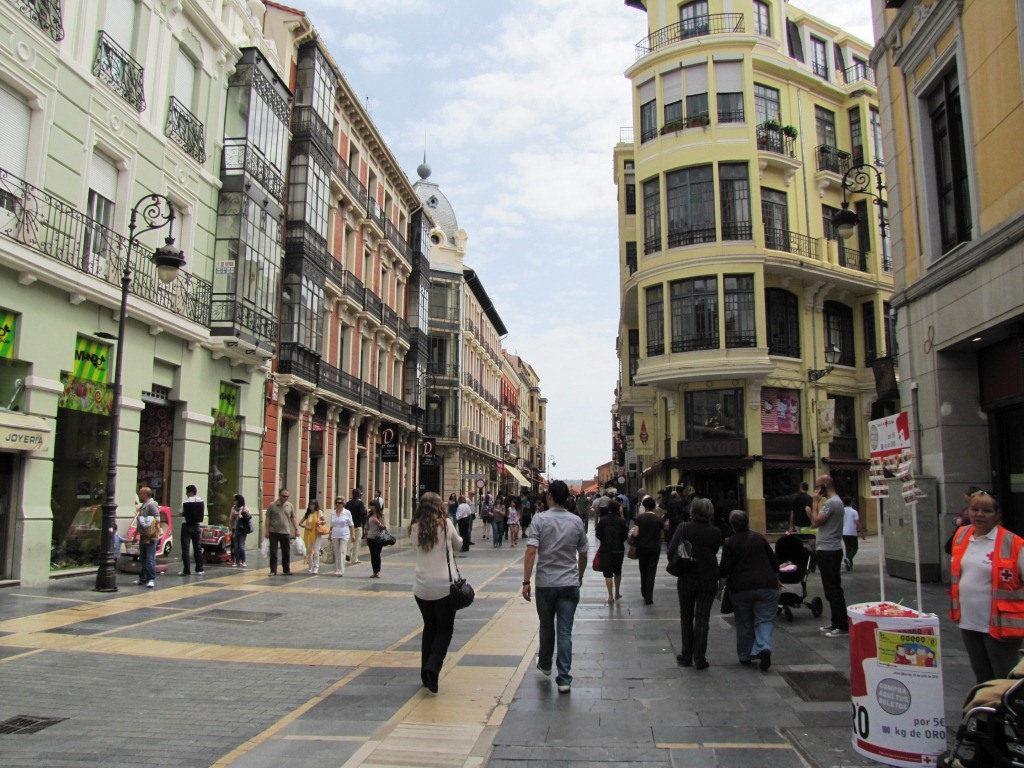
top-left (522, 480), bottom-right (588, 693)
top-left (811, 474), bottom-right (848, 637)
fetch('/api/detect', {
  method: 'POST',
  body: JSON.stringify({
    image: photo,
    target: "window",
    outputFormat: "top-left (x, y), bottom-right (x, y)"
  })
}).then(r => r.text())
top-left (429, 282), bottom-right (452, 319)
top-left (720, 163), bottom-right (751, 240)
top-left (862, 302), bottom-right (878, 364)
top-left (625, 241), bottom-right (637, 275)
top-left (714, 61), bottom-right (743, 123)
top-left (870, 107), bottom-right (883, 165)
top-left (296, 48), bottom-right (335, 128)
top-left (849, 107), bottom-right (863, 164)
top-left (829, 395), bottom-right (856, 438)
top-left (680, 0), bottom-right (710, 39)
top-left (766, 288), bottom-right (799, 358)
top-left (717, 93), bottom-right (744, 123)
top-left (288, 153), bottom-right (331, 241)
top-left (645, 285), bottom-right (664, 356)
top-left (84, 152), bottom-right (118, 278)
top-left (670, 277), bottom-right (718, 352)
top-left (754, 1), bottom-right (771, 36)
top-left (174, 48), bottom-right (196, 111)
top-left (686, 92), bottom-right (709, 123)
top-left (624, 159), bottom-right (636, 215)
top-left (822, 204), bottom-right (840, 241)
top-left (811, 36), bottom-right (828, 79)
top-left (754, 83), bottom-right (781, 126)
top-left (686, 388), bottom-right (743, 440)
top-left (643, 178), bottom-right (661, 253)
top-left (0, 82), bottom-right (31, 182)
top-left (627, 329), bottom-right (640, 385)
top-left (104, 0), bottom-right (137, 52)
top-left (815, 106), bottom-right (836, 148)
top-left (683, 64), bottom-right (709, 124)
top-left (663, 70), bottom-right (683, 128)
top-left (761, 187), bottom-right (789, 250)
top-left (639, 79), bottom-right (657, 142)
top-left (786, 20), bottom-right (804, 62)
top-left (666, 165), bottom-right (715, 247)
top-left (724, 275), bottom-right (755, 348)
top-left (824, 301), bottom-right (855, 366)
top-left (883, 302), bottom-right (897, 357)
top-left (928, 68), bottom-right (972, 252)
top-left (880, 202), bottom-right (892, 272)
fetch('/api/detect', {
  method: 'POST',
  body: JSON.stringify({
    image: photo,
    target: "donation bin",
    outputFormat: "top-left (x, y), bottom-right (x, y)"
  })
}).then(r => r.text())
top-left (849, 602), bottom-right (946, 767)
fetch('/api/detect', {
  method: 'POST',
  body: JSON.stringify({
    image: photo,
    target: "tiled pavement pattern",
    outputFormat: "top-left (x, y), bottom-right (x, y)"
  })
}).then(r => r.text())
top-left (0, 525), bottom-right (976, 767)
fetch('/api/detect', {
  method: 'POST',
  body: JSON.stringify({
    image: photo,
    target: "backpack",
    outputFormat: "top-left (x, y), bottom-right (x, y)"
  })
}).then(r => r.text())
top-left (141, 515), bottom-right (162, 542)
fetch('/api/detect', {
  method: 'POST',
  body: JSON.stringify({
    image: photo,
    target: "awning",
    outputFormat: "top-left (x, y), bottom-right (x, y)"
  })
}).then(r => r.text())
top-left (760, 455), bottom-right (815, 469)
top-left (675, 456), bottom-right (754, 471)
top-left (501, 464), bottom-right (531, 488)
top-left (641, 460), bottom-right (665, 478)
top-left (824, 457), bottom-right (870, 471)
top-left (0, 410), bottom-right (51, 452)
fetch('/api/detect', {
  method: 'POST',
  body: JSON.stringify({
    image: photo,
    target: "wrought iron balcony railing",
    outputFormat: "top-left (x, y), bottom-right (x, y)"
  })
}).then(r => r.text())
top-left (0, 166), bottom-right (212, 326)
top-left (619, 126), bottom-right (634, 143)
top-left (165, 97), bottom-right (206, 164)
top-left (765, 227), bottom-right (818, 259)
top-left (756, 124), bottom-right (796, 157)
top-left (343, 271), bottom-right (364, 307)
top-left (384, 218), bottom-right (412, 260)
top-left (93, 30), bottom-right (145, 112)
top-left (842, 62), bottom-right (875, 87)
top-left (363, 289), bottom-right (383, 323)
top-left (812, 61), bottom-right (829, 79)
top-left (646, 341), bottom-right (664, 357)
top-left (221, 138), bottom-right (286, 202)
top-left (768, 336), bottom-right (801, 359)
top-left (210, 298), bottom-right (276, 342)
top-left (671, 335), bottom-right (719, 353)
top-left (816, 145), bottom-right (852, 175)
top-left (667, 227), bottom-right (716, 248)
top-left (839, 245), bottom-right (869, 272)
top-left (635, 13), bottom-right (744, 59)
top-left (291, 105), bottom-right (333, 150)
top-left (11, 0), bottom-right (64, 42)
top-left (725, 331), bottom-right (758, 348)
top-left (333, 152), bottom-right (367, 208)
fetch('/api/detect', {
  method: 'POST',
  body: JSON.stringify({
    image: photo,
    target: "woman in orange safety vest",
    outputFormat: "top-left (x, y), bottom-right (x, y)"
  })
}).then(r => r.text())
top-left (949, 491), bottom-right (1024, 683)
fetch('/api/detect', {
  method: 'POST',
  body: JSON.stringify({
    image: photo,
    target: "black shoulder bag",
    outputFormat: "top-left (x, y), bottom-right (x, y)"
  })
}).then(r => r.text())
top-left (445, 531), bottom-right (475, 610)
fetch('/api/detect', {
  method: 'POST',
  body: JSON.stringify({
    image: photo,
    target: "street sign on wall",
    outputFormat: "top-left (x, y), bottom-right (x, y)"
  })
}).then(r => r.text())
top-left (380, 424), bottom-right (399, 463)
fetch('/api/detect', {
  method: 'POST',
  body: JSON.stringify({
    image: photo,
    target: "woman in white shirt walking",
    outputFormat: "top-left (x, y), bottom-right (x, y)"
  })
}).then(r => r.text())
top-left (409, 492), bottom-right (463, 693)
top-left (330, 496), bottom-right (354, 576)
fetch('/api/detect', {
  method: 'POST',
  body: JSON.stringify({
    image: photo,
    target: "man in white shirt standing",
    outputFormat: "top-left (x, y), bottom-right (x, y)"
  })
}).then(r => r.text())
top-left (842, 496), bottom-right (865, 571)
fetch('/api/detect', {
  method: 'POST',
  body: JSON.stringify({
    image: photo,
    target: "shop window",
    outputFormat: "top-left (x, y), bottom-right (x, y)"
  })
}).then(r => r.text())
top-left (761, 388), bottom-right (800, 434)
top-left (685, 388), bottom-right (743, 440)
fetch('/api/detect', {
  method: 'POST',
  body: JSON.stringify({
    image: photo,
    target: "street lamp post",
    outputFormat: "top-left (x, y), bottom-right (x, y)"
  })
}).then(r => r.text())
top-left (808, 343), bottom-right (843, 382)
top-left (95, 194), bottom-right (185, 593)
top-left (546, 453), bottom-right (556, 482)
top-left (832, 162), bottom-right (888, 240)
top-left (411, 372), bottom-right (439, 509)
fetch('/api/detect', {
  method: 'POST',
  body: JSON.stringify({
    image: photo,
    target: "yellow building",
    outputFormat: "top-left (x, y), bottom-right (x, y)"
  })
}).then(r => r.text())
top-left (615, 0), bottom-right (895, 532)
top-left (871, 0), bottom-right (1024, 529)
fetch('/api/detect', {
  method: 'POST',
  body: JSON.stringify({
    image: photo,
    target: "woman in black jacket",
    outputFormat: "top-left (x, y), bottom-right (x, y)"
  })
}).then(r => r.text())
top-left (595, 499), bottom-right (629, 604)
top-left (667, 497), bottom-right (721, 669)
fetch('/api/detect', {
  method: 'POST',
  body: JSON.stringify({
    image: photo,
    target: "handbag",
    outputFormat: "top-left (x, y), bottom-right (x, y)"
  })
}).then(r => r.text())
top-left (379, 531), bottom-right (396, 547)
top-left (720, 586), bottom-right (734, 615)
top-left (592, 551), bottom-right (602, 572)
top-left (445, 536), bottom-right (475, 610)
top-left (316, 521), bottom-right (330, 537)
top-left (666, 539), bottom-right (697, 577)
top-left (627, 545), bottom-right (638, 560)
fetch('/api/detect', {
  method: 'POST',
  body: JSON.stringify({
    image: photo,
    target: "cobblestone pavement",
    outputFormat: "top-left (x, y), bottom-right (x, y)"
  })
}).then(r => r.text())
top-left (0, 523), bottom-right (975, 767)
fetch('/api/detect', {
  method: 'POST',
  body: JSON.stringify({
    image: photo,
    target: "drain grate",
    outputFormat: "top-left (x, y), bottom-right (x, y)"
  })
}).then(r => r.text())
top-left (0, 715), bottom-right (67, 735)
top-left (778, 670), bottom-right (851, 702)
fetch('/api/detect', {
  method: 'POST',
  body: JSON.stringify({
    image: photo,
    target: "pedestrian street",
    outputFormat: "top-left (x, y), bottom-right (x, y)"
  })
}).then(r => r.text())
top-left (0, 525), bottom-right (977, 767)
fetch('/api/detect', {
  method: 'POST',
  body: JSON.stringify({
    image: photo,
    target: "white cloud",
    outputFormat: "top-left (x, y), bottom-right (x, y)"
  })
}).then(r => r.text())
top-left (312, 0), bottom-right (428, 15)
top-left (340, 32), bottom-right (406, 73)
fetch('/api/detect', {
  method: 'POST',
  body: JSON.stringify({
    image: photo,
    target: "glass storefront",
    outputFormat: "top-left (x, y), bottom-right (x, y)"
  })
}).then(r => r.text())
top-left (208, 383), bottom-right (241, 526)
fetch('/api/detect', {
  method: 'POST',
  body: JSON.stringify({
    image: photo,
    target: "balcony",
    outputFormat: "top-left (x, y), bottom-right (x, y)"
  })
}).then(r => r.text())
top-left (427, 361), bottom-right (459, 383)
top-left (164, 97), bottom-right (206, 164)
top-left (839, 245), bottom-right (869, 272)
top-left (619, 126), bottom-right (634, 144)
top-left (13, 0), bottom-right (64, 42)
top-left (278, 341), bottom-right (319, 383)
top-left (93, 31), bottom-right (145, 112)
top-left (425, 423), bottom-right (459, 440)
top-left (635, 13), bottom-right (744, 59)
top-left (384, 219), bottom-right (412, 262)
top-left (768, 335), bottom-right (800, 359)
top-left (291, 105), bottom-right (333, 152)
top-left (816, 145), bottom-right (852, 176)
top-left (210, 298), bottom-right (276, 344)
top-left (222, 139), bottom-right (286, 202)
top-left (646, 341), bottom-right (664, 357)
top-left (343, 271), bottom-right (364, 308)
top-left (756, 124), bottom-right (796, 158)
top-left (285, 221), bottom-right (332, 278)
top-left (332, 153), bottom-right (367, 210)
top-left (363, 289), bottom-right (383, 323)
top-left (671, 335), bottom-right (718, 353)
top-left (765, 228), bottom-right (818, 259)
top-left (364, 197), bottom-right (386, 236)
top-left (0, 166), bottom-right (212, 327)
top-left (382, 305), bottom-right (400, 335)
top-left (842, 62), bottom-right (875, 87)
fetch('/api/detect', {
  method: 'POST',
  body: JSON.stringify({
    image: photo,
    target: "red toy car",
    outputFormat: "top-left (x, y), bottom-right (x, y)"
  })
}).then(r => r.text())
top-left (120, 506), bottom-right (174, 560)
top-left (200, 524), bottom-right (232, 563)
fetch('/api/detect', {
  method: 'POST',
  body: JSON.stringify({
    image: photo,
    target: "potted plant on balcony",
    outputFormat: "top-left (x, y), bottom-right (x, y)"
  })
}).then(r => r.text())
top-left (686, 112), bottom-right (711, 129)
top-left (660, 119), bottom-right (687, 135)
top-left (782, 124), bottom-right (799, 139)
top-left (761, 118), bottom-right (782, 131)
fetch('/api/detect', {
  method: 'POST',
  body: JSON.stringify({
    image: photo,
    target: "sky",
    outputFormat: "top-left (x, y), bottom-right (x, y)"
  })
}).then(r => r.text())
top-left (297, 0), bottom-right (874, 480)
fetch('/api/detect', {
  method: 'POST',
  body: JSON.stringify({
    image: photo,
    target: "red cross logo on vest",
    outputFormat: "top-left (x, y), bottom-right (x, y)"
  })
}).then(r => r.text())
top-left (1000, 567), bottom-right (1016, 584)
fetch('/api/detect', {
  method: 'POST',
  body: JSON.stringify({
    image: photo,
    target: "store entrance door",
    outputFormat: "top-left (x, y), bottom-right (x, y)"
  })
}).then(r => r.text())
top-left (0, 453), bottom-right (13, 577)
top-left (992, 403), bottom-right (1024, 534)
top-left (681, 469), bottom-right (743, 530)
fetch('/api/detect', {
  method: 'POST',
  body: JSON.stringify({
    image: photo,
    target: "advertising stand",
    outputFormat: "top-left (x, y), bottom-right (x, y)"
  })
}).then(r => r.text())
top-left (849, 602), bottom-right (946, 767)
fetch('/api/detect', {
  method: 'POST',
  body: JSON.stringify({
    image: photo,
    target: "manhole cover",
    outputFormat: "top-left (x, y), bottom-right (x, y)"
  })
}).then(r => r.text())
top-left (186, 609), bottom-right (281, 624)
top-left (0, 715), bottom-right (67, 734)
top-left (778, 670), bottom-right (850, 702)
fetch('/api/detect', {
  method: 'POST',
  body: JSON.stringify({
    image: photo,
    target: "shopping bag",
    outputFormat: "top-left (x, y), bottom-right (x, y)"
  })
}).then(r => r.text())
top-left (291, 536), bottom-right (306, 558)
top-left (260, 538), bottom-right (269, 557)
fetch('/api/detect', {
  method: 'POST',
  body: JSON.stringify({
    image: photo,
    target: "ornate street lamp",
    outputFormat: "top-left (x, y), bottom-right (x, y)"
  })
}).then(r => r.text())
top-left (546, 453), bottom-right (557, 481)
top-left (832, 162), bottom-right (888, 240)
top-left (411, 372), bottom-right (440, 507)
top-left (96, 194), bottom-right (185, 592)
top-left (808, 343), bottom-right (842, 383)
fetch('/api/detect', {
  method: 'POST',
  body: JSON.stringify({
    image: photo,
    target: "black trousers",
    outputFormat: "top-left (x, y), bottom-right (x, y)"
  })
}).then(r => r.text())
top-left (367, 538), bottom-right (383, 574)
top-left (843, 535), bottom-right (860, 564)
top-left (457, 517), bottom-right (472, 551)
top-left (181, 522), bottom-right (203, 573)
top-left (677, 576), bottom-right (717, 663)
top-left (268, 532), bottom-right (291, 574)
top-left (415, 595), bottom-right (456, 683)
top-left (637, 549), bottom-right (661, 604)
top-left (816, 549), bottom-right (848, 630)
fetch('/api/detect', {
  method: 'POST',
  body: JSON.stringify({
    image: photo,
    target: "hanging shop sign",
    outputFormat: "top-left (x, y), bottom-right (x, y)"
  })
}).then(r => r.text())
top-left (634, 412), bottom-right (653, 456)
top-left (73, 336), bottom-right (110, 383)
top-left (211, 382), bottom-right (241, 439)
top-left (421, 437), bottom-right (438, 467)
top-left (817, 399), bottom-right (836, 444)
top-left (0, 311), bottom-right (16, 359)
top-left (0, 410), bottom-right (50, 451)
top-left (380, 424), bottom-right (399, 463)
top-left (58, 374), bottom-right (114, 415)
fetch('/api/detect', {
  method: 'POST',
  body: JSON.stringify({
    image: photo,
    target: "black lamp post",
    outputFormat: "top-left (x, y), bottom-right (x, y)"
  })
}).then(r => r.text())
top-left (808, 343), bottom-right (842, 383)
top-left (411, 372), bottom-right (439, 509)
top-left (832, 162), bottom-right (888, 241)
top-left (95, 194), bottom-right (185, 592)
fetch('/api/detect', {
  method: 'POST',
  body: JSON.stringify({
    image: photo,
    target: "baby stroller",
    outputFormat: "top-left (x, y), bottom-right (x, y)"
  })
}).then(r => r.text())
top-left (775, 534), bottom-right (823, 621)
top-left (940, 661), bottom-right (1024, 768)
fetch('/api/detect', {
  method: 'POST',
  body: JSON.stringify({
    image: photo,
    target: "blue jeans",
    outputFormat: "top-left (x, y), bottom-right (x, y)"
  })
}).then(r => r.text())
top-left (730, 587), bottom-right (780, 661)
top-left (139, 539), bottom-right (157, 583)
top-left (491, 520), bottom-right (505, 544)
top-left (535, 585), bottom-right (580, 686)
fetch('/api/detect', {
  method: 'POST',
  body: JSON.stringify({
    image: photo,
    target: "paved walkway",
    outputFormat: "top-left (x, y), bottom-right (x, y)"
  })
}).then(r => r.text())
top-left (0, 524), bottom-right (975, 767)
